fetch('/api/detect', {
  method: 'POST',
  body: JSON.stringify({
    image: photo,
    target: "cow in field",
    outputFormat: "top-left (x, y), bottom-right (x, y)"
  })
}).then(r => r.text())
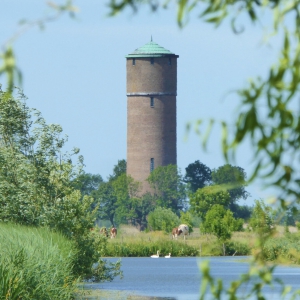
top-left (110, 227), bottom-right (117, 239)
top-left (172, 227), bottom-right (182, 240)
top-left (177, 224), bottom-right (189, 240)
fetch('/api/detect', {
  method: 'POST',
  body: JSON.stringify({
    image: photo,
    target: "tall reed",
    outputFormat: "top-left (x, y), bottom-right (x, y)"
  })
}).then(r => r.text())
top-left (0, 223), bottom-right (77, 299)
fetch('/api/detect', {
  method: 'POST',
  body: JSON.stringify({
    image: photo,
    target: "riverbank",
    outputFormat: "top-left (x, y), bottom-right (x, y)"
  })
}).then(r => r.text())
top-left (102, 225), bottom-right (300, 263)
top-left (75, 288), bottom-right (170, 300)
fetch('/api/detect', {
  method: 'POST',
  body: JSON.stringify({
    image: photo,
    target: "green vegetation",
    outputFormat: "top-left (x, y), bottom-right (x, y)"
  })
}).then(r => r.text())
top-left (0, 89), bottom-right (122, 294)
top-left (147, 164), bottom-right (187, 212)
top-left (2, 0), bottom-right (300, 298)
top-left (249, 200), bottom-right (275, 234)
top-left (262, 234), bottom-right (300, 264)
top-left (180, 211), bottom-right (194, 233)
top-left (184, 160), bottom-right (212, 193)
top-left (101, 225), bottom-right (251, 257)
top-left (0, 223), bottom-right (76, 299)
top-left (147, 207), bottom-right (180, 233)
top-left (201, 205), bottom-right (243, 241)
top-left (190, 185), bottom-right (231, 220)
top-left (105, 240), bottom-right (197, 257)
top-left (88, 159), bottom-right (251, 231)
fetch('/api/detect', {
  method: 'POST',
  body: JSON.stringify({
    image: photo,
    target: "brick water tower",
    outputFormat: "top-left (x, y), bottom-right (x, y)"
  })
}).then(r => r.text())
top-left (126, 39), bottom-right (179, 193)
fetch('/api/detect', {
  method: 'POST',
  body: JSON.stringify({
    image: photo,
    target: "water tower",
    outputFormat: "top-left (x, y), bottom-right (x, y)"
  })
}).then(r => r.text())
top-left (125, 39), bottom-right (179, 193)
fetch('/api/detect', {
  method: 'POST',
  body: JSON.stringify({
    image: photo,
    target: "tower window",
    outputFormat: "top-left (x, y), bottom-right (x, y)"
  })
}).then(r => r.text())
top-left (150, 97), bottom-right (154, 107)
top-left (132, 58), bottom-right (135, 65)
top-left (150, 58), bottom-right (154, 65)
top-left (168, 58), bottom-right (172, 65)
top-left (150, 158), bottom-right (154, 172)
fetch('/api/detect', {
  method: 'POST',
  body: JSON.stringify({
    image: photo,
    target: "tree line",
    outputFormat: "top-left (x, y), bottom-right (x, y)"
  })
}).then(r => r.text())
top-left (73, 158), bottom-right (253, 232)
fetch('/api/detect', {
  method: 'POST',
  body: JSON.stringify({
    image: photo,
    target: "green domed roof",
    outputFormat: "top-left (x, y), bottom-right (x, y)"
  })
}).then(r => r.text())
top-left (126, 39), bottom-right (178, 58)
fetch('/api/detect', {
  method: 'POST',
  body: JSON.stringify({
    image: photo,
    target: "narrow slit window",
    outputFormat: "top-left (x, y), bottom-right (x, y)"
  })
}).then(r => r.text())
top-left (150, 58), bottom-right (154, 65)
top-left (132, 58), bottom-right (135, 65)
top-left (168, 57), bottom-right (172, 65)
top-left (150, 158), bottom-right (154, 172)
top-left (150, 97), bottom-right (154, 107)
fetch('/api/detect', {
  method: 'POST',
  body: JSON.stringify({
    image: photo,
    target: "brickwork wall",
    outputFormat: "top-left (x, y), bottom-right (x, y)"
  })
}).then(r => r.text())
top-left (126, 56), bottom-right (177, 194)
top-left (127, 57), bottom-right (177, 94)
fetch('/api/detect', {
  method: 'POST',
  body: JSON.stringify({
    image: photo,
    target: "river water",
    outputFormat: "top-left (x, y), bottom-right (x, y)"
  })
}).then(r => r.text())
top-left (86, 257), bottom-right (300, 299)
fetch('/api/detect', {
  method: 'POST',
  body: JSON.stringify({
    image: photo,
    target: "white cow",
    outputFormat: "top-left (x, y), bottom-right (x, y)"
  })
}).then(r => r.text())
top-left (177, 224), bottom-right (189, 240)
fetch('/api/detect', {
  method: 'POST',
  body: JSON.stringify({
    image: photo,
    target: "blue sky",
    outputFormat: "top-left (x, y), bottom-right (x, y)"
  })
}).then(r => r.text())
top-left (1, 1), bottom-right (281, 204)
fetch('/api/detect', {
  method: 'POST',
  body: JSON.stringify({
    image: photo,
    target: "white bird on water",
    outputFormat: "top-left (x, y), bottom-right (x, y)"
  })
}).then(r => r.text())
top-left (165, 253), bottom-right (171, 258)
top-left (151, 250), bottom-right (160, 258)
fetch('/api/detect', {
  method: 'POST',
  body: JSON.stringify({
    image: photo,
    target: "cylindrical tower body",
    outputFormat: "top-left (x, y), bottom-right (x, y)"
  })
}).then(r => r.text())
top-left (126, 41), bottom-right (179, 193)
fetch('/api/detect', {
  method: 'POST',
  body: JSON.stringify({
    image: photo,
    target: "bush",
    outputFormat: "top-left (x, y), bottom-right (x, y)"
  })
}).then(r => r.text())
top-left (225, 241), bottom-right (251, 256)
top-left (262, 234), bottom-right (300, 264)
top-left (147, 207), bottom-right (180, 233)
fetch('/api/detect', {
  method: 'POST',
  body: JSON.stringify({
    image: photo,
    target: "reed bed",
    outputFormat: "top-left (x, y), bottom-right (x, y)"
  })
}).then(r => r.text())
top-left (105, 240), bottom-right (198, 257)
top-left (0, 223), bottom-right (77, 300)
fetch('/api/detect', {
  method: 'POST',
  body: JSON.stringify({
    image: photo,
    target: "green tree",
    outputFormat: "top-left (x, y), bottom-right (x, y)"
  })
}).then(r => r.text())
top-left (0, 89), bottom-right (79, 225)
top-left (190, 185), bottom-right (231, 220)
top-left (108, 159), bottom-right (126, 181)
top-left (147, 207), bottom-right (180, 233)
top-left (201, 205), bottom-right (243, 241)
top-left (230, 204), bottom-right (253, 221)
top-left (112, 173), bottom-right (141, 225)
top-left (71, 172), bottom-right (103, 197)
top-left (0, 89), bottom-right (121, 281)
top-left (249, 200), bottom-right (274, 235)
top-left (147, 164), bottom-right (187, 212)
top-left (96, 159), bottom-right (127, 226)
top-left (184, 160), bottom-right (212, 193)
top-left (131, 192), bottom-right (156, 231)
top-left (212, 164), bottom-right (249, 204)
top-left (96, 181), bottom-right (118, 226)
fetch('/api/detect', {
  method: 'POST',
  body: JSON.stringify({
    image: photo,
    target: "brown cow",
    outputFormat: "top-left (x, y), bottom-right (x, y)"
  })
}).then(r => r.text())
top-left (110, 227), bottom-right (117, 239)
top-left (172, 227), bottom-right (182, 240)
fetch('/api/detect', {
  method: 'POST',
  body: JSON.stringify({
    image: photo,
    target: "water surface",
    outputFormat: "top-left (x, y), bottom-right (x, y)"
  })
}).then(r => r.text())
top-left (86, 257), bottom-right (300, 299)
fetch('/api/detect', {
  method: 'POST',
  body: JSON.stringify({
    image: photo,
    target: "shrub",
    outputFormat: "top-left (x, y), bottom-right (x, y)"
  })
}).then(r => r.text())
top-left (261, 234), bottom-right (300, 264)
top-left (147, 207), bottom-right (180, 233)
top-left (225, 241), bottom-right (250, 256)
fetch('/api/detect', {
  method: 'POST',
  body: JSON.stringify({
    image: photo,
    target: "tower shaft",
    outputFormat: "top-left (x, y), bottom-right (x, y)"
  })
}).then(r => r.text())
top-left (126, 42), bottom-right (178, 193)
